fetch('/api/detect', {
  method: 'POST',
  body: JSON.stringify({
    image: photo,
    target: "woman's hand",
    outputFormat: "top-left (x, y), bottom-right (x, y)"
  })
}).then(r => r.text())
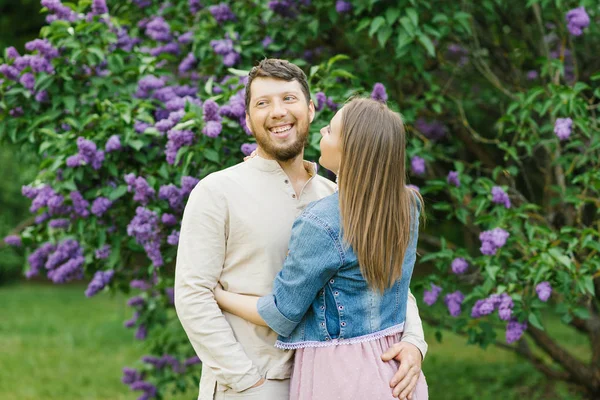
top-left (214, 283), bottom-right (226, 308)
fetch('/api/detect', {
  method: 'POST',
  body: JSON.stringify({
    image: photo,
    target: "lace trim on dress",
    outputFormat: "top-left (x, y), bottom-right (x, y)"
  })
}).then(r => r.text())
top-left (274, 322), bottom-right (405, 350)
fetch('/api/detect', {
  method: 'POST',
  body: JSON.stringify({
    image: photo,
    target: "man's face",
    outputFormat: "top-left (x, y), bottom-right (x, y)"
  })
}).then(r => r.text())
top-left (245, 77), bottom-right (315, 161)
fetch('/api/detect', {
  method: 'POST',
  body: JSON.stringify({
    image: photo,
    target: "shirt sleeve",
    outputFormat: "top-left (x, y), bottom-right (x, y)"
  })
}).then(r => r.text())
top-left (257, 213), bottom-right (343, 337)
top-left (400, 289), bottom-right (428, 360)
top-left (174, 178), bottom-right (262, 392)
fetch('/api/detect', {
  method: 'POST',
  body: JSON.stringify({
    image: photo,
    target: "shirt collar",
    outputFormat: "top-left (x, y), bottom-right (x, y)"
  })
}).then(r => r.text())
top-left (248, 155), bottom-right (317, 177)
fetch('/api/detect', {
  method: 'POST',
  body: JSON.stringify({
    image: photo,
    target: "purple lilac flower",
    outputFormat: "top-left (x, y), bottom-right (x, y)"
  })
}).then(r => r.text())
top-left (491, 186), bottom-right (511, 208)
top-left (22, 185), bottom-right (40, 199)
top-left (165, 129), bottom-right (195, 164)
top-left (135, 324), bottom-right (148, 340)
top-left (130, 380), bottom-right (156, 397)
top-left (536, 281), bottom-right (552, 302)
top-left (35, 90), bottom-right (49, 102)
top-left (125, 174), bottom-right (156, 205)
top-left (27, 242), bottom-right (56, 278)
top-left (95, 244), bottom-right (111, 259)
top-left (479, 228), bottom-right (509, 255)
top-left (423, 283), bottom-right (442, 306)
top-left (262, 36), bottom-right (273, 48)
top-left (4, 235), bottom-right (22, 247)
top-left (20, 73), bottom-right (35, 91)
top-left (241, 143), bottom-right (258, 156)
top-left (127, 207), bottom-right (163, 267)
top-left (25, 39), bottom-right (59, 59)
top-left (29, 185), bottom-right (55, 213)
top-left (451, 257), bottom-right (468, 274)
top-left (210, 38), bottom-right (234, 55)
top-left (45, 239), bottom-right (85, 283)
top-left (220, 91), bottom-right (246, 120)
top-left (41, 0), bottom-right (79, 22)
top-left (444, 291), bottom-right (465, 317)
top-left (134, 121), bottom-right (151, 134)
top-left (91, 197), bottom-right (112, 217)
top-left (315, 92), bottom-right (327, 112)
top-left (471, 298), bottom-right (495, 318)
top-left (178, 53), bottom-right (197, 75)
top-left (70, 191), bottom-right (90, 217)
top-left (188, 0), bottom-right (202, 13)
top-left (185, 355), bottom-right (201, 366)
top-left (554, 118), bottom-right (572, 141)
top-left (6, 46), bottom-right (20, 60)
top-left (122, 367), bottom-right (143, 385)
top-left (411, 156), bottom-right (425, 176)
top-left (161, 213), bottom-right (178, 226)
top-left (335, 0), bottom-right (352, 13)
top-left (415, 118), bottom-right (447, 140)
top-left (203, 121), bottom-right (223, 138)
top-left (16, 55), bottom-right (55, 74)
top-left (49, 218), bottom-right (70, 229)
top-left (159, 184), bottom-right (183, 209)
top-left (178, 31), bottom-right (194, 44)
top-left (506, 320), bottom-right (527, 344)
top-left (566, 7), bottom-right (590, 36)
top-left (526, 70), bottom-right (538, 80)
top-left (370, 83), bottom-right (388, 102)
top-left (130, 279), bottom-right (152, 290)
top-left (181, 176), bottom-right (200, 196)
top-left (105, 135), bottom-right (122, 152)
top-left (128, 296), bottom-right (146, 308)
top-left (167, 230), bottom-right (180, 245)
top-left (269, 0), bottom-right (297, 17)
top-left (149, 42), bottom-right (180, 57)
top-left (85, 270), bottom-right (114, 297)
top-left (67, 137), bottom-right (104, 170)
top-left (325, 96), bottom-right (338, 111)
top-left (145, 16), bottom-right (171, 41)
top-left (497, 293), bottom-right (514, 321)
top-left (0, 64), bottom-right (20, 80)
top-left (35, 213), bottom-right (50, 225)
top-left (165, 287), bottom-right (175, 305)
top-left (209, 3), bottom-right (236, 23)
top-left (124, 311), bottom-right (139, 328)
top-left (138, 75), bottom-right (165, 93)
top-left (9, 107), bottom-right (24, 117)
top-left (447, 171), bottom-right (460, 187)
top-left (91, 0), bottom-right (108, 14)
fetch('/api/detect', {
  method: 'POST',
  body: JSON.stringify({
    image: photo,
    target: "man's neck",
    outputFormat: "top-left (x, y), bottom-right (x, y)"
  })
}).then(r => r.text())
top-left (257, 147), bottom-right (312, 192)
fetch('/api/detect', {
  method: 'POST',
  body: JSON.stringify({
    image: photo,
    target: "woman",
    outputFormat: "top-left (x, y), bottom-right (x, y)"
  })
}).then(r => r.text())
top-left (215, 97), bottom-right (428, 399)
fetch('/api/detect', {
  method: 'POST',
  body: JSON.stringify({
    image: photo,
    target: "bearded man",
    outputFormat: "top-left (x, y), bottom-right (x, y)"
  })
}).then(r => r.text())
top-left (175, 58), bottom-right (427, 400)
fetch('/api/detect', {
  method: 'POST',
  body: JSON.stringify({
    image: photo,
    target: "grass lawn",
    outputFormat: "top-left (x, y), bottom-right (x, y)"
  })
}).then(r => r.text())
top-left (0, 282), bottom-right (588, 399)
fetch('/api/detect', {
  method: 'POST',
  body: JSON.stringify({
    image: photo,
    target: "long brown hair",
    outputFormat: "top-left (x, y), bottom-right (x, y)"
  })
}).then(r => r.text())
top-left (337, 98), bottom-right (424, 293)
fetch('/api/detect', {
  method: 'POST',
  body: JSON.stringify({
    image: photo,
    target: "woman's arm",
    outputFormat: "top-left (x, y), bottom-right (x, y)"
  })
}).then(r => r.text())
top-left (214, 286), bottom-right (268, 327)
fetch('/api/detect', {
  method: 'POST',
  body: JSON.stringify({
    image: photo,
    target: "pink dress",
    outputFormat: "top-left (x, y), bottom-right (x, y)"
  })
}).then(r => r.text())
top-left (289, 332), bottom-right (428, 400)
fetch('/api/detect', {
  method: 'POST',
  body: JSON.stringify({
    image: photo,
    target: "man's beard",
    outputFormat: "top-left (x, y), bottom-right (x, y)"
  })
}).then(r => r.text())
top-left (249, 119), bottom-right (309, 162)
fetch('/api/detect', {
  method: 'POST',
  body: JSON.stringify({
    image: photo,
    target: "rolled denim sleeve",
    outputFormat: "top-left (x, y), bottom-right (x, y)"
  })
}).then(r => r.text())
top-left (257, 213), bottom-right (343, 337)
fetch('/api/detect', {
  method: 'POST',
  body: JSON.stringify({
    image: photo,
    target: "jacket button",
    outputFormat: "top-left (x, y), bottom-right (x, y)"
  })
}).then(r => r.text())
top-left (329, 279), bottom-right (334, 284)
top-left (325, 337), bottom-right (330, 341)
top-left (341, 322), bottom-right (346, 327)
top-left (320, 306), bottom-right (325, 310)
top-left (334, 291), bottom-right (339, 296)
top-left (338, 305), bottom-right (343, 310)
top-left (321, 322), bottom-right (325, 327)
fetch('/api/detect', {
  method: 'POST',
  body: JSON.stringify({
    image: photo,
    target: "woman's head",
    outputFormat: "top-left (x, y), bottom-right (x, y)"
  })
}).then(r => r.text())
top-left (322, 97), bottom-right (422, 292)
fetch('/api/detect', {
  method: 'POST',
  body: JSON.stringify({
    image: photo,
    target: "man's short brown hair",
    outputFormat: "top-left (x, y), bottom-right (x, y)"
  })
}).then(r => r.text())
top-left (245, 59), bottom-right (311, 112)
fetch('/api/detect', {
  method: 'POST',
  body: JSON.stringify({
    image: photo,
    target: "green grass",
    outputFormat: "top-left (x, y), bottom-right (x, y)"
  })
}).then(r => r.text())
top-left (0, 282), bottom-right (588, 399)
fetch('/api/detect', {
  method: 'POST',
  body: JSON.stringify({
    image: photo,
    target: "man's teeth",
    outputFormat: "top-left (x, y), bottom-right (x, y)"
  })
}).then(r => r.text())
top-left (271, 125), bottom-right (292, 134)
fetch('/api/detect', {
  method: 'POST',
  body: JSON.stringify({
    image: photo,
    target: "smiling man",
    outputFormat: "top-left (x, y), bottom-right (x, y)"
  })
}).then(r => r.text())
top-left (175, 59), bottom-right (427, 400)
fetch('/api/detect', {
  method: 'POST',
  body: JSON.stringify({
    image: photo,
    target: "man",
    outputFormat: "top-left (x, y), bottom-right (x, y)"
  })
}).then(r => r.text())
top-left (175, 59), bottom-right (427, 400)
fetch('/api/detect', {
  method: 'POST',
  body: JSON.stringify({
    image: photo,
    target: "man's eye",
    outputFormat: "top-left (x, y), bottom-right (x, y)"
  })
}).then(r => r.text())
top-left (284, 96), bottom-right (296, 101)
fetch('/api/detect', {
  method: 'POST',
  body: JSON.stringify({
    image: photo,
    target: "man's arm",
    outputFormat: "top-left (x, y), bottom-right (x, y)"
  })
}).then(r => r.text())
top-left (174, 178), bottom-right (262, 392)
top-left (401, 289), bottom-right (428, 359)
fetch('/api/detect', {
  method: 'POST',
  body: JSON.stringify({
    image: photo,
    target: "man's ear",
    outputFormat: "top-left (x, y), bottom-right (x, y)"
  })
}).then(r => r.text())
top-left (308, 100), bottom-right (316, 123)
top-left (245, 113), bottom-right (253, 134)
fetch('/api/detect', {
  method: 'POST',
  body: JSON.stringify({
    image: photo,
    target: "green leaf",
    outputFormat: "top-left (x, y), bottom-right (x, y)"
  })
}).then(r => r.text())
top-left (573, 307), bottom-right (591, 320)
top-left (406, 8), bottom-right (419, 27)
top-left (528, 313), bottom-right (544, 330)
top-left (227, 68), bottom-right (250, 77)
top-left (63, 96), bottom-right (76, 113)
top-left (377, 26), bottom-right (393, 47)
top-left (204, 77), bottom-right (214, 95)
top-left (129, 139), bottom-right (145, 151)
top-left (356, 18), bottom-right (371, 32)
top-left (204, 148), bottom-right (220, 163)
top-left (327, 54), bottom-right (350, 69)
top-left (108, 185), bottom-right (128, 201)
top-left (385, 8), bottom-right (401, 25)
top-left (399, 16), bottom-right (416, 37)
top-left (396, 30), bottom-right (414, 52)
top-left (418, 34), bottom-right (436, 57)
top-left (548, 248), bottom-right (572, 270)
top-left (369, 16), bottom-right (386, 37)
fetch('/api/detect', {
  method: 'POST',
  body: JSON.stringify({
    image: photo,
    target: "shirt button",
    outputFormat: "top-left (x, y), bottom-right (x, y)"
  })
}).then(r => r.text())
top-left (292, 194), bottom-right (296, 198)
top-left (284, 179), bottom-right (289, 184)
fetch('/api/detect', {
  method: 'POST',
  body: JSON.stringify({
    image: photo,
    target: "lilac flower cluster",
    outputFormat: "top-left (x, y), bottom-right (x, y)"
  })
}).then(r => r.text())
top-left (210, 37), bottom-right (240, 67)
top-left (130, 379), bottom-right (157, 399)
top-left (415, 118), bottom-right (447, 141)
top-left (159, 184), bottom-right (184, 209)
top-left (189, 0), bottom-right (202, 14)
top-left (209, 3), bottom-right (236, 23)
top-left (105, 135), bottom-right (122, 152)
top-left (155, 109), bottom-right (185, 133)
top-left (66, 137), bottom-right (105, 170)
top-left (124, 174), bottom-right (156, 205)
top-left (202, 99), bottom-right (223, 138)
top-left (268, 0), bottom-right (298, 18)
top-left (142, 354), bottom-right (183, 373)
top-left (45, 239), bottom-right (85, 283)
top-left (554, 118), bottom-right (572, 141)
top-left (447, 171), bottom-right (460, 187)
top-left (181, 176), bottom-right (199, 196)
top-left (95, 244), bottom-right (111, 259)
top-left (134, 120), bottom-right (152, 134)
top-left (165, 129), bottom-right (195, 165)
top-left (85, 270), bottom-right (114, 297)
top-left (145, 16), bottom-right (171, 42)
top-left (161, 213), bottom-right (178, 226)
top-left (491, 186), bottom-right (511, 208)
top-left (506, 320), bottom-right (527, 344)
top-left (451, 257), bottom-right (468, 274)
top-left (185, 355), bottom-right (201, 366)
top-left (411, 156), bottom-right (426, 176)
top-left (479, 227), bottom-right (509, 255)
top-left (91, 197), bottom-right (112, 217)
top-left (471, 293), bottom-right (513, 321)
top-left (130, 279), bottom-right (152, 290)
top-left (4, 235), bottom-right (22, 247)
top-left (535, 281), bottom-right (552, 302)
top-left (370, 83), bottom-right (388, 102)
top-left (91, 0), bottom-right (108, 15)
top-left (165, 287), bottom-right (175, 305)
top-left (241, 143), bottom-right (258, 156)
top-left (336, 0), bottom-right (352, 13)
top-left (178, 52), bottom-right (197, 75)
top-left (423, 283), bottom-right (442, 306)
top-left (167, 230), bottom-right (180, 246)
top-left (444, 291), bottom-right (465, 317)
top-left (127, 207), bottom-right (163, 267)
top-left (70, 191), bottom-right (90, 217)
top-left (565, 7), bottom-right (590, 36)
top-left (41, 0), bottom-right (79, 23)
top-left (314, 91), bottom-right (338, 112)
top-left (135, 75), bottom-right (166, 98)
top-left (49, 218), bottom-right (70, 229)
top-left (27, 242), bottom-right (56, 278)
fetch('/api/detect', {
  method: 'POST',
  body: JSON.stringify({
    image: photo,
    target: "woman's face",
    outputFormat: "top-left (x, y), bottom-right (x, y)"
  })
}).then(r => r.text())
top-left (319, 107), bottom-right (343, 174)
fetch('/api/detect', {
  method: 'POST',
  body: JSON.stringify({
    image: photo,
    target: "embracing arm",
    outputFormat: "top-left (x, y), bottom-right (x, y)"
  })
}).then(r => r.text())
top-left (214, 288), bottom-right (267, 327)
top-left (174, 179), bottom-right (262, 392)
top-left (401, 289), bottom-right (428, 360)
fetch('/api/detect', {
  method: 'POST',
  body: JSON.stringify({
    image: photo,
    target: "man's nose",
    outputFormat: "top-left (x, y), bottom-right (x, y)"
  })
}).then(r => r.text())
top-left (270, 100), bottom-right (288, 119)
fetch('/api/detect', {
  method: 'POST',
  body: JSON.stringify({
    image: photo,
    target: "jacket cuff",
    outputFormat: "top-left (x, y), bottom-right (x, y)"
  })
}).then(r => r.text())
top-left (257, 294), bottom-right (299, 337)
top-left (400, 335), bottom-right (428, 361)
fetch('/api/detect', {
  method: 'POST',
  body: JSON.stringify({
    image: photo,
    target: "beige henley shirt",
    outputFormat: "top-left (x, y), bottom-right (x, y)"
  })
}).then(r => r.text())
top-left (175, 156), bottom-right (428, 400)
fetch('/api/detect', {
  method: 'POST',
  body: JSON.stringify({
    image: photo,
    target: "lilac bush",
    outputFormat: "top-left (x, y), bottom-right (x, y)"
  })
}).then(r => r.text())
top-left (1, 0), bottom-right (598, 398)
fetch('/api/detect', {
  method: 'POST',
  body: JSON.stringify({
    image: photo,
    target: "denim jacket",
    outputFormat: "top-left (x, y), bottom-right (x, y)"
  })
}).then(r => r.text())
top-left (257, 191), bottom-right (420, 349)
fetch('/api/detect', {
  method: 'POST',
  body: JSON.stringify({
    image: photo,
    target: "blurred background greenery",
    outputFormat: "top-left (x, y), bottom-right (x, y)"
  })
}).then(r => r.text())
top-left (0, 1), bottom-right (587, 399)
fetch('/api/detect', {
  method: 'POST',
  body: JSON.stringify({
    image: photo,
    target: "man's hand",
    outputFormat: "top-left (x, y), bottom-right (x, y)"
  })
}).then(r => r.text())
top-left (381, 342), bottom-right (422, 399)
